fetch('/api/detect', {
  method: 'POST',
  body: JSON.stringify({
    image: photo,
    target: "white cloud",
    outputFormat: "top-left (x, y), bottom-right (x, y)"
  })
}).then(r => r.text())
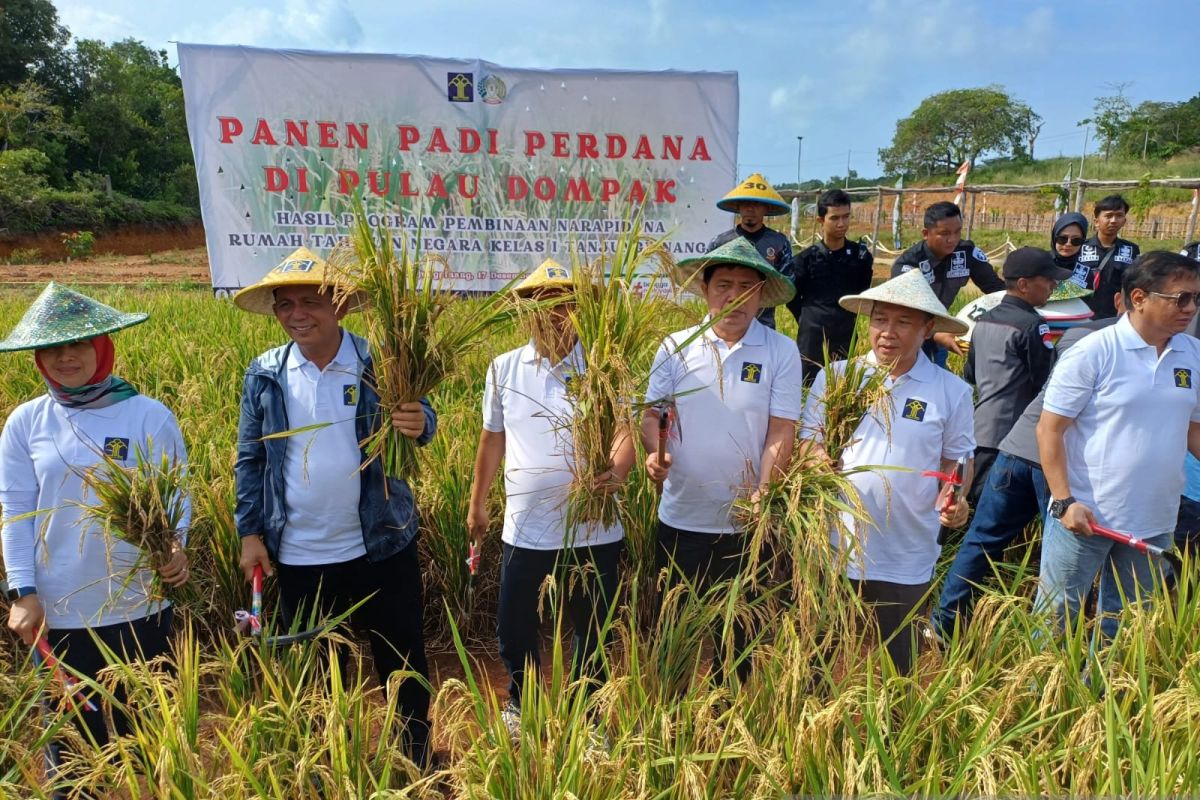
top-left (58, 4), bottom-right (133, 43)
top-left (648, 0), bottom-right (669, 44)
top-left (179, 0), bottom-right (364, 50)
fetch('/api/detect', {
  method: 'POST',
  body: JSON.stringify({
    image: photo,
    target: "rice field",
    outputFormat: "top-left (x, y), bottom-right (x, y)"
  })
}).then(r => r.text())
top-left (3, 281), bottom-right (1200, 799)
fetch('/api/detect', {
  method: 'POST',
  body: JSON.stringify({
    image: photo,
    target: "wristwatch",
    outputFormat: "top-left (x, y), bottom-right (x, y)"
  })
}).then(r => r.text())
top-left (1048, 496), bottom-right (1076, 519)
top-left (1, 581), bottom-right (37, 602)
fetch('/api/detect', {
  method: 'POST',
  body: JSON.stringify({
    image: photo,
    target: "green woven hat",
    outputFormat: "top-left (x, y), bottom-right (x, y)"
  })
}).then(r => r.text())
top-left (0, 282), bottom-right (148, 352)
top-left (673, 237), bottom-right (796, 308)
top-left (1048, 277), bottom-right (1093, 301)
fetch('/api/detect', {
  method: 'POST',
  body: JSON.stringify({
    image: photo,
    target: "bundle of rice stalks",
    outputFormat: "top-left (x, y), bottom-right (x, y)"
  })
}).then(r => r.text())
top-left (808, 335), bottom-right (893, 464)
top-left (328, 200), bottom-right (517, 480)
top-left (560, 216), bottom-right (677, 534)
top-left (77, 442), bottom-right (188, 603)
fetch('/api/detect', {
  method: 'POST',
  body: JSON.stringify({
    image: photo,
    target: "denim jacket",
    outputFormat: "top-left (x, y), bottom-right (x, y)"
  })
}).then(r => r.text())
top-left (234, 330), bottom-right (436, 563)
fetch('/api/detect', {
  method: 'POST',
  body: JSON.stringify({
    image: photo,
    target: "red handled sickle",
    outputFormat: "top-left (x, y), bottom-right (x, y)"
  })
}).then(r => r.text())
top-left (234, 565), bottom-right (325, 646)
top-left (923, 456), bottom-right (968, 513)
top-left (654, 400), bottom-right (676, 495)
top-left (1089, 523), bottom-right (1184, 573)
top-left (33, 635), bottom-right (97, 712)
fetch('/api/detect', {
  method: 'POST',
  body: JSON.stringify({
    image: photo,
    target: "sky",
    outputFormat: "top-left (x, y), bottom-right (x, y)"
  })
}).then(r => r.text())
top-left (56, 0), bottom-right (1200, 184)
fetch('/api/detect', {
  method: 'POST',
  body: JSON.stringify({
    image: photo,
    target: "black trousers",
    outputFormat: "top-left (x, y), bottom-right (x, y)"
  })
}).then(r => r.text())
top-left (496, 540), bottom-right (623, 704)
top-left (655, 521), bottom-right (754, 684)
top-left (44, 607), bottom-right (173, 785)
top-left (852, 578), bottom-right (930, 675)
top-left (276, 538), bottom-right (430, 763)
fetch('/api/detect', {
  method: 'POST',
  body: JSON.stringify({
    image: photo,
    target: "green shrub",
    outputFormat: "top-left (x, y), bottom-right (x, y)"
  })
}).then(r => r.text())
top-left (61, 230), bottom-right (96, 260)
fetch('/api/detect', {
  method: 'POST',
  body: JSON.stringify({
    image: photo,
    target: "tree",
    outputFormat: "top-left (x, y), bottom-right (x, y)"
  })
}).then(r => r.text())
top-left (878, 86), bottom-right (1042, 176)
top-left (1092, 84), bottom-right (1134, 162)
top-left (0, 0), bottom-right (69, 89)
top-left (61, 39), bottom-right (195, 203)
top-left (0, 80), bottom-right (76, 152)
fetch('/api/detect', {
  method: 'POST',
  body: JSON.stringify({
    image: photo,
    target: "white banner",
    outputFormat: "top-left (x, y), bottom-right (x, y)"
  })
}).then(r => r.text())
top-left (177, 44), bottom-right (739, 295)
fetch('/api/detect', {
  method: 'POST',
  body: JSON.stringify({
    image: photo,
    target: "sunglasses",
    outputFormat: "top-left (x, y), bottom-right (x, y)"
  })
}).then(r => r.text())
top-left (1054, 235), bottom-right (1085, 246)
top-left (1149, 290), bottom-right (1200, 309)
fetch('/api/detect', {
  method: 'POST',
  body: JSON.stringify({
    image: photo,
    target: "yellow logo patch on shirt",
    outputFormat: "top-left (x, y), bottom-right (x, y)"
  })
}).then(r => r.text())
top-left (103, 437), bottom-right (130, 460)
top-left (1175, 368), bottom-right (1193, 389)
top-left (902, 398), bottom-right (927, 422)
top-left (740, 362), bottom-right (763, 384)
top-left (342, 384), bottom-right (358, 406)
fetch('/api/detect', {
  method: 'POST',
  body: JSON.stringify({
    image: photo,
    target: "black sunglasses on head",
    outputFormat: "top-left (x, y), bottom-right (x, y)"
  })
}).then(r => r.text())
top-left (1054, 235), bottom-right (1085, 246)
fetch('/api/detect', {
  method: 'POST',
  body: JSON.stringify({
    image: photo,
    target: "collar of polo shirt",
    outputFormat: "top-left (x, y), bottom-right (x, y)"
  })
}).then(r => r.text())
top-left (1115, 312), bottom-right (1188, 352)
top-left (865, 348), bottom-right (936, 383)
top-left (519, 338), bottom-right (584, 369)
top-left (287, 328), bottom-right (358, 372)
top-left (701, 315), bottom-right (766, 348)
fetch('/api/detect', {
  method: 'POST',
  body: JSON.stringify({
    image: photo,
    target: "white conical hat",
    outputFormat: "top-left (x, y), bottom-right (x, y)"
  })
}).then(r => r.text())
top-left (839, 268), bottom-right (969, 336)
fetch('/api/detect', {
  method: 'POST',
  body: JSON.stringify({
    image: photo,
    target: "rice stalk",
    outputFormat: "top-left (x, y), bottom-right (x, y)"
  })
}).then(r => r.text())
top-left (560, 212), bottom-right (677, 534)
top-left (76, 440), bottom-right (188, 604)
top-left (327, 197), bottom-right (518, 480)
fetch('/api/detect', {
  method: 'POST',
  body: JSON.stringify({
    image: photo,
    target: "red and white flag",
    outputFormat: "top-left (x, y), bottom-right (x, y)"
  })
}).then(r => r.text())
top-left (953, 159), bottom-right (971, 207)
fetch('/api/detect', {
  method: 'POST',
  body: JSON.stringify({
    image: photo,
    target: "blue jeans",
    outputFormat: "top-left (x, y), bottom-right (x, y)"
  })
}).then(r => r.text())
top-left (934, 453), bottom-right (1049, 637)
top-left (1035, 515), bottom-right (1172, 642)
top-left (1175, 495), bottom-right (1200, 551)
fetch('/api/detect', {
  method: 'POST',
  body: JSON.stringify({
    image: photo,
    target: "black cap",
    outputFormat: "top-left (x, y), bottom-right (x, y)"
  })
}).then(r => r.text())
top-left (1003, 247), bottom-right (1074, 281)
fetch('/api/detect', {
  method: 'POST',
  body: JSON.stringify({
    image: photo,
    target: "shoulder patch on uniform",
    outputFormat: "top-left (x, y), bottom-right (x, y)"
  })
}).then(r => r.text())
top-left (1038, 323), bottom-right (1054, 349)
top-left (973, 246), bottom-right (989, 263)
top-left (918, 260), bottom-right (935, 282)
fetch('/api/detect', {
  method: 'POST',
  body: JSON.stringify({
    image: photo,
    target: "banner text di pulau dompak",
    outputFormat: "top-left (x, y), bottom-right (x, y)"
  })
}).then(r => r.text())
top-left (178, 45), bottom-right (739, 294)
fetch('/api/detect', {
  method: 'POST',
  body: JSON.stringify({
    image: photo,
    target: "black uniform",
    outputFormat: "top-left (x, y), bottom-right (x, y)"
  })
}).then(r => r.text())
top-left (1077, 235), bottom-right (1140, 319)
top-left (1183, 242), bottom-right (1200, 338)
top-left (963, 294), bottom-right (1055, 504)
top-left (709, 225), bottom-right (795, 330)
top-left (890, 239), bottom-right (1004, 309)
top-left (786, 238), bottom-right (873, 381)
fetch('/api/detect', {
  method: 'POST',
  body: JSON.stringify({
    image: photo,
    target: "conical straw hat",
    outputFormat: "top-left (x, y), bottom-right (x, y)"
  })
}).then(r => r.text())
top-left (839, 268), bottom-right (968, 335)
top-left (716, 172), bottom-right (790, 216)
top-left (513, 259), bottom-right (575, 298)
top-left (0, 282), bottom-right (148, 352)
top-left (233, 247), bottom-right (368, 315)
top-left (673, 237), bottom-right (796, 308)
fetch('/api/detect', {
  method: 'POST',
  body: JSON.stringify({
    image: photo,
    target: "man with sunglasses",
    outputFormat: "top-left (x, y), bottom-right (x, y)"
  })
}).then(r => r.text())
top-left (1078, 195), bottom-right (1141, 320)
top-left (1036, 252), bottom-right (1200, 642)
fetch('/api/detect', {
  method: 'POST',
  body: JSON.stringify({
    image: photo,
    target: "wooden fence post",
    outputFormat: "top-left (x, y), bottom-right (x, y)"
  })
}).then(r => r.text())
top-left (967, 191), bottom-right (978, 240)
top-left (871, 187), bottom-right (884, 255)
top-left (1186, 190), bottom-right (1200, 245)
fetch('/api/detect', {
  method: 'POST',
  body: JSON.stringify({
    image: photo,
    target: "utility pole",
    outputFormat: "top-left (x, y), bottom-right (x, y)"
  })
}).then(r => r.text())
top-left (1075, 121), bottom-right (1090, 212)
top-left (845, 149), bottom-right (851, 188)
top-left (796, 135), bottom-right (803, 187)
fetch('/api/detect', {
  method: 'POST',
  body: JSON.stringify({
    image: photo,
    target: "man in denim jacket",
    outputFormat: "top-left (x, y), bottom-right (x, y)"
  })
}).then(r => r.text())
top-left (232, 248), bottom-right (436, 766)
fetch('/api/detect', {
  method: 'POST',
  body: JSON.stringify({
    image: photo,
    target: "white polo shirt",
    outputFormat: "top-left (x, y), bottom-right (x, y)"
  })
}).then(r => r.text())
top-left (1043, 314), bottom-right (1200, 536)
top-left (803, 352), bottom-right (975, 584)
top-left (482, 341), bottom-right (623, 550)
top-left (0, 394), bottom-right (190, 628)
top-left (279, 331), bottom-right (367, 565)
top-left (646, 318), bottom-right (803, 534)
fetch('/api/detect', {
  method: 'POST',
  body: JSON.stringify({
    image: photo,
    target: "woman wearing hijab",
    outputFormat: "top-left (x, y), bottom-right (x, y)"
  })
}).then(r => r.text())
top-left (1051, 211), bottom-right (1090, 287)
top-left (0, 283), bottom-right (190, 783)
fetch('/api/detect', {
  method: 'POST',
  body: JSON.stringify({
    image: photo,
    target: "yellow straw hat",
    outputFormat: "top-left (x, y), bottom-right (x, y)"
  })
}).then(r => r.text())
top-left (232, 248), bottom-right (368, 316)
top-left (513, 258), bottom-right (575, 298)
top-left (716, 172), bottom-right (790, 216)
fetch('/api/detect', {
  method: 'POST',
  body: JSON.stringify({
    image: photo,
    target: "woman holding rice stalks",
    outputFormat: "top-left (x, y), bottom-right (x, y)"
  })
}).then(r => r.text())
top-left (0, 282), bottom-right (190, 786)
top-left (468, 258), bottom-right (634, 736)
top-left (800, 269), bottom-right (975, 674)
top-left (642, 237), bottom-right (803, 686)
